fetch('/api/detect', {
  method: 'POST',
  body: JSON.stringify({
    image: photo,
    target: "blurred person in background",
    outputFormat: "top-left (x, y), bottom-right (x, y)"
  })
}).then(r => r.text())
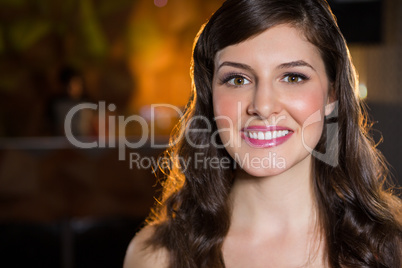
top-left (47, 66), bottom-right (96, 137)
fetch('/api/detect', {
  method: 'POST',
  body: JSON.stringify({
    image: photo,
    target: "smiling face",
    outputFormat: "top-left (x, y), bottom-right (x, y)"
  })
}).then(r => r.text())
top-left (212, 24), bottom-right (332, 177)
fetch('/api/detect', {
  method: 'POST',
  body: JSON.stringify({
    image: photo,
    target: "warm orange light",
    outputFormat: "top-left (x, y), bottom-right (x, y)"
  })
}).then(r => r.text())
top-left (127, 0), bottom-right (224, 115)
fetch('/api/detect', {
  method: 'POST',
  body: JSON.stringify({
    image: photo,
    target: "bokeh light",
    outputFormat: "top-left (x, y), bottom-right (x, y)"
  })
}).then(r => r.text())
top-left (359, 83), bottom-right (368, 99)
top-left (154, 0), bottom-right (168, 8)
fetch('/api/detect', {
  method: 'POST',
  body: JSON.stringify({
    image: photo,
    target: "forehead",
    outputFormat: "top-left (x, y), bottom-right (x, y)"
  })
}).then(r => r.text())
top-left (215, 24), bottom-right (325, 73)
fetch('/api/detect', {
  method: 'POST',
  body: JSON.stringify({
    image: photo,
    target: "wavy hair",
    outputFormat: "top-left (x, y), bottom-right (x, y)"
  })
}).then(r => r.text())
top-left (146, 0), bottom-right (402, 267)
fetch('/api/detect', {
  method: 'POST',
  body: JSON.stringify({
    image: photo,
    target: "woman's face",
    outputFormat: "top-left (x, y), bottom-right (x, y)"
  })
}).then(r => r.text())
top-left (212, 24), bottom-right (333, 177)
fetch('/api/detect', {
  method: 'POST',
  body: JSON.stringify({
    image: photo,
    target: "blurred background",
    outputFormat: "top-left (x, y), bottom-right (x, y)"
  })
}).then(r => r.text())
top-left (0, 0), bottom-right (400, 267)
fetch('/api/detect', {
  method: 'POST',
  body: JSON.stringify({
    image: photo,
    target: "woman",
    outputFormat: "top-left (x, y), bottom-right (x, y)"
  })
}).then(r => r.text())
top-left (124, 0), bottom-right (402, 267)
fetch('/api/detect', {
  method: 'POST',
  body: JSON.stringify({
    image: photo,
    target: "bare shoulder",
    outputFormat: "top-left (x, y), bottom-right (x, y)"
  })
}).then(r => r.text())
top-left (123, 225), bottom-right (169, 268)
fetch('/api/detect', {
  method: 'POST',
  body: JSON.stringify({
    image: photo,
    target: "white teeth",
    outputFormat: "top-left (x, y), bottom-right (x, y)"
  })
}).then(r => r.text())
top-left (245, 130), bottom-right (290, 140)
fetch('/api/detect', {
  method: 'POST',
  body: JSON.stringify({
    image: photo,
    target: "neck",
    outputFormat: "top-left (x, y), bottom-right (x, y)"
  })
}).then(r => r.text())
top-left (229, 155), bottom-right (317, 235)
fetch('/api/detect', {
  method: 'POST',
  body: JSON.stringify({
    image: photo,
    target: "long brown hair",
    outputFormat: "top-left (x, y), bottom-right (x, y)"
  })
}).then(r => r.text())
top-left (146, 0), bottom-right (402, 267)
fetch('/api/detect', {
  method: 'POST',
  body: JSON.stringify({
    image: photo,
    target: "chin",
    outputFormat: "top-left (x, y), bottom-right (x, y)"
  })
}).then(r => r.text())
top-left (230, 149), bottom-right (288, 177)
top-left (236, 165), bottom-right (288, 178)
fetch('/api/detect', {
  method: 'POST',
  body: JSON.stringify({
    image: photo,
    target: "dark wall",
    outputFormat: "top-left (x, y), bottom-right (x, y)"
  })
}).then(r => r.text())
top-left (367, 102), bottom-right (402, 188)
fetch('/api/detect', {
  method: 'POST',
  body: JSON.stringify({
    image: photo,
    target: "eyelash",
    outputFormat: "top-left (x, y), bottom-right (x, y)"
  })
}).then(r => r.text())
top-left (220, 73), bottom-right (250, 86)
top-left (281, 72), bottom-right (310, 83)
top-left (219, 72), bottom-right (310, 87)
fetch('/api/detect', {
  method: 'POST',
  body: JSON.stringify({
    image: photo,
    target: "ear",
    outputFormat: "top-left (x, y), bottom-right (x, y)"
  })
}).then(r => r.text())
top-left (324, 101), bottom-right (337, 116)
top-left (324, 84), bottom-right (337, 116)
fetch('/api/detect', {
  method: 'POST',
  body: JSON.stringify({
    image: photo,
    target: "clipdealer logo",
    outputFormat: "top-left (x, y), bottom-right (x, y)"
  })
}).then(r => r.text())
top-left (64, 102), bottom-right (183, 160)
top-left (64, 101), bottom-right (339, 167)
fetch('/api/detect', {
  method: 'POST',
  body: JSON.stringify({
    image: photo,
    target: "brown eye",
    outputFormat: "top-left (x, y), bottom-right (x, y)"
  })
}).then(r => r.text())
top-left (227, 76), bottom-right (251, 86)
top-left (282, 73), bottom-right (307, 83)
top-left (234, 77), bottom-right (245, 85)
top-left (288, 75), bottom-right (299, 83)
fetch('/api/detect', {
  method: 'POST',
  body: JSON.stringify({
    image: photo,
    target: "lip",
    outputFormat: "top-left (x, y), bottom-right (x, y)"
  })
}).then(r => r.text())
top-left (241, 126), bottom-right (294, 148)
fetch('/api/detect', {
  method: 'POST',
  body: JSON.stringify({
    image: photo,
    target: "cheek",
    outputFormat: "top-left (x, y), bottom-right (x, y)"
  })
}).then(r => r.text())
top-left (213, 91), bottom-right (240, 126)
top-left (286, 75), bottom-right (328, 119)
top-left (289, 90), bottom-right (327, 147)
top-left (213, 91), bottom-right (243, 147)
top-left (292, 95), bottom-right (325, 121)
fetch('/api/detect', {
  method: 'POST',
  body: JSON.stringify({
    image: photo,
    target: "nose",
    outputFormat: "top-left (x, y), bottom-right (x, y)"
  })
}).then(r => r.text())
top-left (247, 82), bottom-right (281, 119)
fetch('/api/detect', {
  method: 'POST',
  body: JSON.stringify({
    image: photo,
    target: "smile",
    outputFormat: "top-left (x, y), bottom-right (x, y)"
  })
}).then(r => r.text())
top-left (244, 130), bottom-right (290, 140)
top-left (241, 127), bottom-right (293, 148)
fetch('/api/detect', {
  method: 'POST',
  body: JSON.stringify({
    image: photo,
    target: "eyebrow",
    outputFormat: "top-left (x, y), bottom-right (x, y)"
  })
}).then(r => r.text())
top-left (217, 62), bottom-right (254, 72)
top-left (217, 60), bottom-right (315, 72)
top-left (277, 60), bottom-right (315, 71)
